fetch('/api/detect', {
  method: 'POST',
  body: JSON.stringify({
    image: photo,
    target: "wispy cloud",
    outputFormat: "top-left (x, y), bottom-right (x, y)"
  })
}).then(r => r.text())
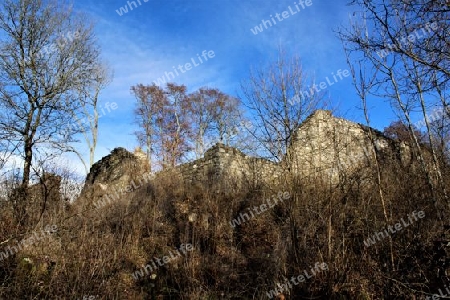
top-left (57, 0), bottom-right (398, 174)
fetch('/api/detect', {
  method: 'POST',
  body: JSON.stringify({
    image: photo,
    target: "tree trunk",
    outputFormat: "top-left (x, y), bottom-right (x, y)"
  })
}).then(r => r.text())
top-left (22, 138), bottom-right (33, 187)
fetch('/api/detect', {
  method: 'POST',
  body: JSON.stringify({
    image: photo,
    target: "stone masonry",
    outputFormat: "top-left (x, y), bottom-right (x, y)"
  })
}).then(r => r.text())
top-left (287, 110), bottom-right (410, 181)
top-left (81, 110), bottom-right (411, 198)
top-left (176, 143), bottom-right (282, 188)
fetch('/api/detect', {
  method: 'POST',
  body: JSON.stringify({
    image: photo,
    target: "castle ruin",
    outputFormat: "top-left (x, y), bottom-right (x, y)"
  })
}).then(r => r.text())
top-left (81, 110), bottom-right (411, 200)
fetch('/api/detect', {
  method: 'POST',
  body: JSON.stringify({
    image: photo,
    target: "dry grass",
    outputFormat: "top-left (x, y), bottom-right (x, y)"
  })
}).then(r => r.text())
top-left (0, 157), bottom-right (448, 299)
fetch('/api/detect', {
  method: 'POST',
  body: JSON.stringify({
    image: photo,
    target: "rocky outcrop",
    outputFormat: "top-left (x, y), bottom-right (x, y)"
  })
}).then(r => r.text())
top-left (78, 147), bottom-right (151, 207)
top-left (83, 148), bottom-right (146, 187)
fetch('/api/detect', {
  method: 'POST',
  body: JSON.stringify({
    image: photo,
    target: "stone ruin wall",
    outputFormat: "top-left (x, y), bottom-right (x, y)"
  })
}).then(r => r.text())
top-left (176, 143), bottom-right (282, 188)
top-left (288, 110), bottom-right (411, 181)
top-left (175, 110), bottom-right (413, 187)
top-left (288, 110), bottom-right (372, 179)
top-left (81, 110), bottom-right (415, 199)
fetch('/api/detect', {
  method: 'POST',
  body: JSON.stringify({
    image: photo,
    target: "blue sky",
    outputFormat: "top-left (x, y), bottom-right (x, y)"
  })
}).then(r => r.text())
top-left (66, 0), bottom-right (400, 174)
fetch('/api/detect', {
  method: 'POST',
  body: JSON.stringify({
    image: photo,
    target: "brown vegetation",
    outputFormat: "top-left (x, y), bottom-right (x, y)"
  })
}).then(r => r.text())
top-left (0, 147), bottom-right (449, 299)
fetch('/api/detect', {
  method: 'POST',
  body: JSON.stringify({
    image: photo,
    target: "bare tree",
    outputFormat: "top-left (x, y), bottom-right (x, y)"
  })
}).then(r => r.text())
top-left (240, 49), bottom-right (326, 163)
top-left (211, 93), bottom-right (243, 146)
top-left (132, 83), bottom-right (190, 170)
top-left (131, 84), bottom-right (163, 172)
top-left (133, 83), bottom-right (245, 167)
top-left (0, 0), bottom-right (102, 190)
top-left (187, 88), bottom-right (219, 159)
top-left (338, 0), bottom-right (449, 212)
top-left (187, 88), bottom-right (244, 158)
top-left (73, 63), bottom-right (113, 173)
top-left (345, 54), bottom-right (395, 269)
top-left (383, 120), bottom-right (425, 143)
top-left (163, 83), bottom-right (190, 168)
top-left (0, 0), bottom-right (103, 225)
top-left (428, 113), bottom-right (450, 163)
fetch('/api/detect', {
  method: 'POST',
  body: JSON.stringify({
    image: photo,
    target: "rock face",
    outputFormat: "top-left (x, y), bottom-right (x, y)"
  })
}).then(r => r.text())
top-left (83, 148), bottom-right (143, 187)
top-left (79, 147), bottom-right (151, 207)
